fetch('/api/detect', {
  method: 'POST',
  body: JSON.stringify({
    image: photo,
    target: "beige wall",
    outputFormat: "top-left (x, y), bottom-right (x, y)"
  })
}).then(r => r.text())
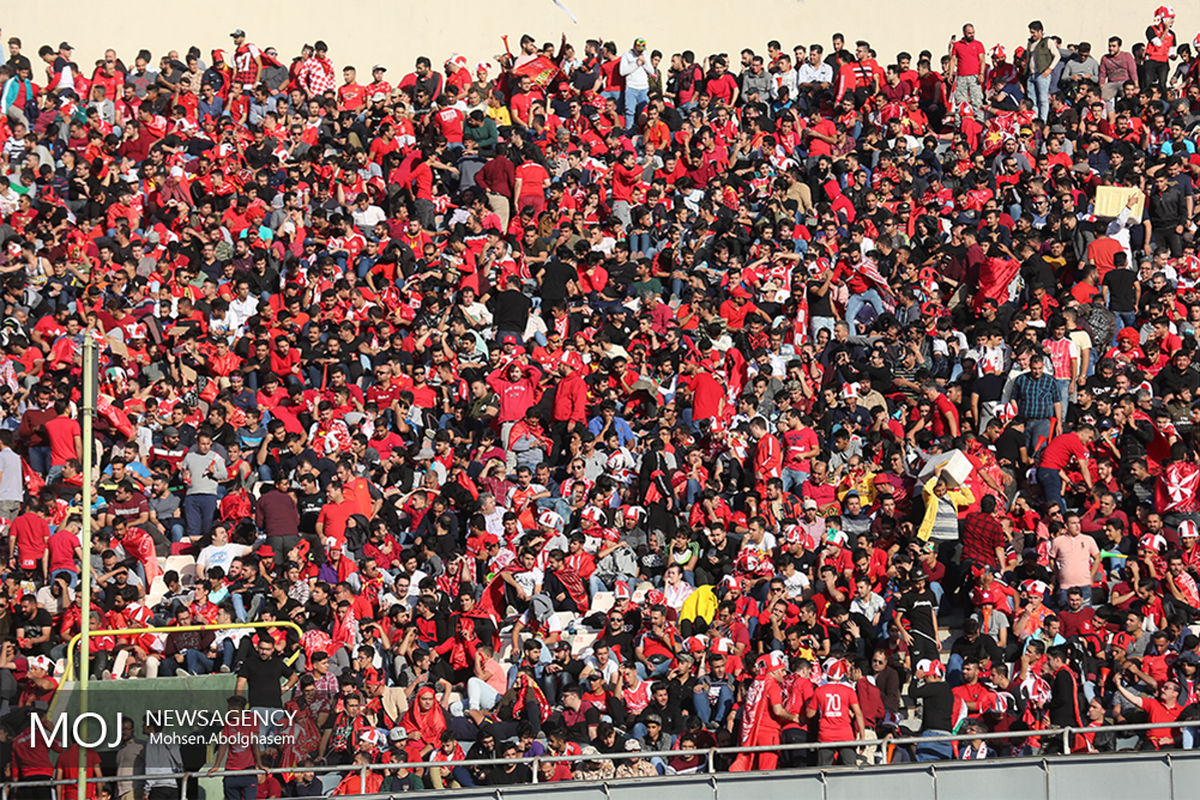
top-left (4, 2), bottom-right (1194, 79)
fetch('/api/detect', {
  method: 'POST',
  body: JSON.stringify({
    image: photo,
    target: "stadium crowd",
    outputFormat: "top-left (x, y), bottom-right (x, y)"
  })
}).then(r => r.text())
top-left (6, 4), bottom-right (1200, 797)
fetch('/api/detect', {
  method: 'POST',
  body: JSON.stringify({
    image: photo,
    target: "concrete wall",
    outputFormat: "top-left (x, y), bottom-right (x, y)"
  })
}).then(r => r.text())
top-left (305, 752), bottom-right (1200, 800)
top-left (4, 2), bottom-right (1195, 83)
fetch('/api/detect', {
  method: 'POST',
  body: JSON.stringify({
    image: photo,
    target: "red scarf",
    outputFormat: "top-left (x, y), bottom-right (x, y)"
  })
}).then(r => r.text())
top-left (403, 687), bottom-right (447, 747)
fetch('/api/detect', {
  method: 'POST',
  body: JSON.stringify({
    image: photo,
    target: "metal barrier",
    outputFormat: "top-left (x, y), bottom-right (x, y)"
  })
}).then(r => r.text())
top-left (5, 719), bottom-right (1197, 800)
top-left (62, 621), bottom-right (305, 679)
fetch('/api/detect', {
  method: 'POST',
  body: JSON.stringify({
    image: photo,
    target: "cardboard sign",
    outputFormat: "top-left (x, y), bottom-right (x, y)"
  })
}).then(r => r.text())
top-left (1094, 185), bottom-right (1144, 221)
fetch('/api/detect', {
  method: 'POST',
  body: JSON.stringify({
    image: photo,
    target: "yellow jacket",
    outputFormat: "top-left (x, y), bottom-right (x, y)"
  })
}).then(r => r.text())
top-left (917, 474), bottom-right (974, 541)
top-left (680, 584), bottom-right (719, 626)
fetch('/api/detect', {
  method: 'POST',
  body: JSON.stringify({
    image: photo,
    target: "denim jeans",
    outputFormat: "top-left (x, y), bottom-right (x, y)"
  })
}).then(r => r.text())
top-left (28, 445), bottom-right (51, 478)
top-left (623, 87), bottom-right (649, 132)
top-left (468, 677), bottom-right (501, 710)
top-left (50, 569), bottom-right (79, 590)
top-left (1055, 378), bottom-right (1070, 419)
top-left (915, 729), bottom-right (954, 762)
top-left (1026, 418), bottom-right (1053, 457)
top-left (159, 653), bottom-right (188, 676)
top-left (844, 289), bottom-right (883, 335)
top-left (946, 653), bottom-right (964, 688)
top-left (1026, 73), bottom-right (1051, 119)
top-left (782, 468), bottom-right (809, 493)
top-left (223, 774), bottom-right (257, 800)
top-left (693, 684), bottom-right (734, 726)
top-left (811, 316), bottom-right (836, 340)
top-left (1183, 726), bottom-right (1200, 750)
top-left (1037, 466), bottom-right (1066, 511)
top-left (186, 648), bottom-right (217, 674)
top-left (1111, 311), bottom-right (1137, 344)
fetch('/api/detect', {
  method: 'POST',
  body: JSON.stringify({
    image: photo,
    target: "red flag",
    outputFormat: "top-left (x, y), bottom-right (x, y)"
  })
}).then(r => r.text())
top-left (512, 56), bottom-right (562, 88)
top-left (1157, 461), bottom-right (1200, 512)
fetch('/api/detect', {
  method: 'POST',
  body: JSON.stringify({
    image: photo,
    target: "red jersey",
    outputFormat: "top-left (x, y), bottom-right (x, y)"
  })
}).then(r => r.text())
top-left (809, 682), bottom-right (859, 742)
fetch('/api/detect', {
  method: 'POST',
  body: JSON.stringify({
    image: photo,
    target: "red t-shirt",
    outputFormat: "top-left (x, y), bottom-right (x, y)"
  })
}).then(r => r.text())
top-left (1144, 697), bottom-right (1182, 744)
top-left (1040, 432), bottom-right (1087, 471)
top-left (47, 529), bottom-right (80, 573)
top-left (43, 415), bottom-right (81, 465)
top-left (317, 500), bottom-right (356, 546)
top-left (807, 119), bottom-right (836, 158)
top-left (514, 162), bottom-right (549, 200)
top-left (783, 427), bottom-right (819, 472)
top-left (705, 73), bottom-right (738, 105)
top-left (223, 720), bottom-right (258, 769)
top-left (436, 107), bottom-right (465, 143)
top-left (952, 39), bottom-right (986, 76)
top-left (338, 83), bottom-right (367, 111)
top-left (932, 394), bottom-right (960, 437)
top-left (12, 513), bottom-right (50, 570)
top-left (810, 682), bottom-right (859, 742)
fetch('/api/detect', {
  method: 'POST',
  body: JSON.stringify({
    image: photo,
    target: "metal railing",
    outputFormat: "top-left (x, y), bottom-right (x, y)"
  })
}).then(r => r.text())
top-left (5, 719), bottom-right (1196, 800)
top-left (62, 621), bottom-right (305, 679)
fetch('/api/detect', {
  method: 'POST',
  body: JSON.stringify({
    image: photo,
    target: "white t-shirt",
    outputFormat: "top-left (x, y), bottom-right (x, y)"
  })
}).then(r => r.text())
top-left (0, 446), bottom-right (23, 503)
top-left (197, 542), bottom-right (251, 576)
top-left (851, 592), bottom-right (886, 621)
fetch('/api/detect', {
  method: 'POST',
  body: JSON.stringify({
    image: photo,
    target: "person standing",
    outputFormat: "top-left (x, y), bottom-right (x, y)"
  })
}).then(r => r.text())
top-left (207, 695), bottom-right (263, 800)
top-left (1098, 36), bottom-right (1138, 99)
top-left (0, 429), bottom-right (24, 522)
top-left (181, 433), bottom-right (227, 538)
top-left (1143, 6), bottom-right (1176, 92)
top-left (1048, 512), bottom-right (1101, 605)
top-left (619, 38), bottom-right (652, 133)
top-left (42, 398), bottom-right (81, 483)
top-left (806, 659), bottom-right (864, 766)
top-left (910, 659), bottom-right (954, 761)
top-left (1036, 425), bottom-right (1096, 512)
top-left (254, 477), bottom-right (301, 555)
top-left (1010, 355), bottom-right (1061, 455)
top-left (949, 24), bottom-right (986, 111)
top-left (1025, 21), bottom-right (1060, 119)
top-left (730, 651), bottom-right (799, 771)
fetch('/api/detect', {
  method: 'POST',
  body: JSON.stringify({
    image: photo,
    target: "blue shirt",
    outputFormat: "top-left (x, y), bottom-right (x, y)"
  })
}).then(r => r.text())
top-left (1012, 372), bottom-right (1059, 419)
top-left (588, 415), bottom-right (636, 447)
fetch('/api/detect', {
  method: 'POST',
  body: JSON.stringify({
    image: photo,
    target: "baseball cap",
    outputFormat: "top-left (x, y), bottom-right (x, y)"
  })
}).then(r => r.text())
top-left (624, 739), bottom-right (642, 751)
top-left (372, 64), bottom-right (387, 72)
top-left (59, 42), bottom-right (74, 51)
top-left (230, 29), bottom-right (246, 38)
top-left (371, 92), bottom-right (386, 103)
top-left (802, 498), bottom-right (818, 510)
top-left (389, 727), bottom-right (408, 742)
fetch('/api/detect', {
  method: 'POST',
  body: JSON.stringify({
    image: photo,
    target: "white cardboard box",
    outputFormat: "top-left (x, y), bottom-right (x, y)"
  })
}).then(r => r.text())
top-left (917, 449), bottom-right (973, 487)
